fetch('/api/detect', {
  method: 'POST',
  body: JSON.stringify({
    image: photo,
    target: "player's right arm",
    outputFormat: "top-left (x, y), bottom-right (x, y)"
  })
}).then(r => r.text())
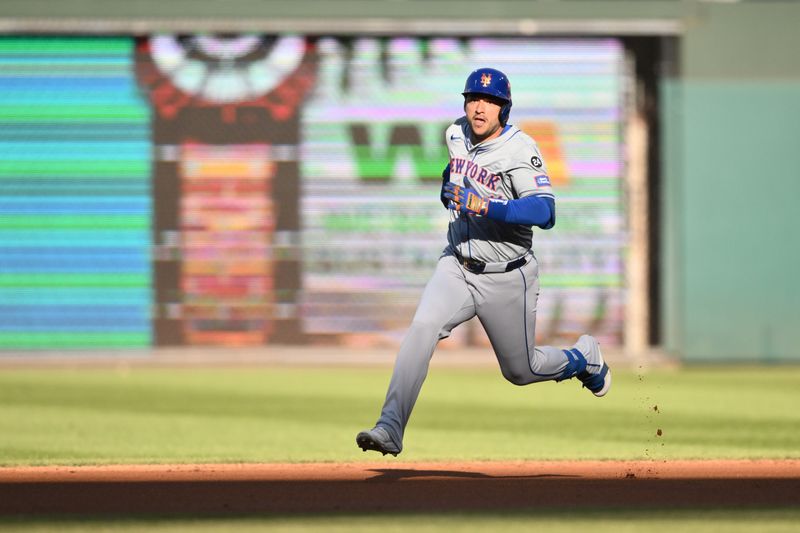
top-left (440, 162), bottom-right (451, 209)
top-left (440, 119), bottom-right (466, 210)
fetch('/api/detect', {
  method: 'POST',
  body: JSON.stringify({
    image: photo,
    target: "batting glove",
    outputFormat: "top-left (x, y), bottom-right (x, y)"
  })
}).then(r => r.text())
top-left (443, 179), bottom-right (488, 216)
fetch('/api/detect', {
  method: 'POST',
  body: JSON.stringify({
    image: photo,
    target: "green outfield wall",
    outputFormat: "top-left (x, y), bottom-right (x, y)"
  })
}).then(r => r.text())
top-left (0, 1), bottom-right (798, 361)
top-left (661, 3), bottom-right (800, 362)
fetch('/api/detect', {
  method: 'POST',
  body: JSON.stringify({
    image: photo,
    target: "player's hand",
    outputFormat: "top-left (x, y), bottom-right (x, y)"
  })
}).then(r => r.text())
top-left (443, 178), bottom-right (488, 216)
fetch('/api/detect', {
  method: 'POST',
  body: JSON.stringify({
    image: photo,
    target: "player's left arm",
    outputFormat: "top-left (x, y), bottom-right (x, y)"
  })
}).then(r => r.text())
top-left (494, 143), bottom-right (556, 229)
top-left (442, 178), bottom-right (555, 229)
top-left (485, 194), bottom-right (555, 229)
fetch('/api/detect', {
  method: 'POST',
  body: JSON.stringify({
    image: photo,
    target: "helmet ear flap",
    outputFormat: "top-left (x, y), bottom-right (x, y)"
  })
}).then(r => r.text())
top-left (499, 102), bottom-right (512, 126)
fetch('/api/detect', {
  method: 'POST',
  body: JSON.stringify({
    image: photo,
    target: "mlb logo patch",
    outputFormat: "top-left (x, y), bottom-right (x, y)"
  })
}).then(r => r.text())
top-left (535, 174), bottom-right (551, 187)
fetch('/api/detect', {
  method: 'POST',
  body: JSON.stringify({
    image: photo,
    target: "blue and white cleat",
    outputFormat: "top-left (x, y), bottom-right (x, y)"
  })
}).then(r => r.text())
top-left (573, 335), bottom-right (612, 397)
top-left (356, 426), bottom-right (402, 457)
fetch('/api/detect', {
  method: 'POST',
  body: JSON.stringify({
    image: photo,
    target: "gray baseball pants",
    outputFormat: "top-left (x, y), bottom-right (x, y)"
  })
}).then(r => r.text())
top-left (375, 251), bottom-right (573, 448)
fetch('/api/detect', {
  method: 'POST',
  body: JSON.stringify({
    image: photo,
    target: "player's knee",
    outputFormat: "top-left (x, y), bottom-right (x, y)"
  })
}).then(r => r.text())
top-left (501, 367), bottom-right (534, 386)
top-left (407, 319), bottom-right (442, 341)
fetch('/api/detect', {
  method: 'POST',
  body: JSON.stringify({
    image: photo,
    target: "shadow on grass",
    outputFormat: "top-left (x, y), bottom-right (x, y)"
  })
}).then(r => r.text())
top-left (366, 468), bottom-right (578, 481)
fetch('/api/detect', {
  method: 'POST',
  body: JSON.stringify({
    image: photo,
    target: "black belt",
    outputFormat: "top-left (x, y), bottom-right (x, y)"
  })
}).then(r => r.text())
top-left (454, 252), bottom-right (528, 274)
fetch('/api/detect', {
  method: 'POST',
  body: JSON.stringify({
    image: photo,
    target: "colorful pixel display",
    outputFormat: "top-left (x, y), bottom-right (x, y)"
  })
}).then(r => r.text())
top-left (0, 37), bottom-right (152, 349)
top-left (0, 36), bottom-right (627, 350)
top-left (301, 38), bottom-right (627, 347)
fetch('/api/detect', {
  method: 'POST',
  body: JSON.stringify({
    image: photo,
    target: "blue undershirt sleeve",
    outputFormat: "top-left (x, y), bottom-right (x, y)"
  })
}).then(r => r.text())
top-left (486, 195), bottom-right (556, 229)
top-left (440, 163), bottom-right (451, 209)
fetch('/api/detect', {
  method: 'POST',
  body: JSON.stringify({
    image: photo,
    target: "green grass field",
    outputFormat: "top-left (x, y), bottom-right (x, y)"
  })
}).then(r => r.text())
top-left (0, 364), bottom-right (798, 464)
top-left (1, 364), bottom-right (798, 532)
top-left (2, 509), bottom-right (800, 533)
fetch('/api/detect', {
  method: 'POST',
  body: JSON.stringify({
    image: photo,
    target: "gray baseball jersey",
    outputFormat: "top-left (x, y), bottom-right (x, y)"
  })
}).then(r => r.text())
top-left (370, 119), bottom-right (595, 453)
top-left (445, 116), bottom-right (554, 263)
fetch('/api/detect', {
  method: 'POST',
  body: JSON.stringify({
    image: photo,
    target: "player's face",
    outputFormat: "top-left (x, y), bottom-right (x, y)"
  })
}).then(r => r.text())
top-left (464, 94), bottom-right (504, 143)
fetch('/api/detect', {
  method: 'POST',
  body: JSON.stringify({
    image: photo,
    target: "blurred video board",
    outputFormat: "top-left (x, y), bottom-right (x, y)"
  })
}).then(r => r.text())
top-left (301, 38), bottom-right (627, 347)
top-left (0, 37), bottom-right (152, 349)
top-left (136, 35), bottom-right (314, 345)
top-left (0, 35), bottom-right (626, 349)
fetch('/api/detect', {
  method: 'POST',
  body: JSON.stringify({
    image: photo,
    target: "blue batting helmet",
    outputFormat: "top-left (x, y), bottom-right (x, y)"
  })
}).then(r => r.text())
top-left (462, 67), bottom-right (512, 125)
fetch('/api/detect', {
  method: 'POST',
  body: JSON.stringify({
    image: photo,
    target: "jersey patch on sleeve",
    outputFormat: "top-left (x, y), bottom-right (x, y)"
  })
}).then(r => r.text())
top-left (531, 156), bottom-right (543, 169)
top-left (535, 174), bottom-right (551, 187)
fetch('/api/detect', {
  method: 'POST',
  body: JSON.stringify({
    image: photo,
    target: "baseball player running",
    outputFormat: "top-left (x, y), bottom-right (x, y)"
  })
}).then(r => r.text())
top-left (357, 68), bottom-right (610, 456)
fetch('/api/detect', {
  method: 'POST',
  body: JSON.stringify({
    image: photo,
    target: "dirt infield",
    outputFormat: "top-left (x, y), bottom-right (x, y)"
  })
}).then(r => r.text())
top-left (1, 460), bottom-right (798, 516)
